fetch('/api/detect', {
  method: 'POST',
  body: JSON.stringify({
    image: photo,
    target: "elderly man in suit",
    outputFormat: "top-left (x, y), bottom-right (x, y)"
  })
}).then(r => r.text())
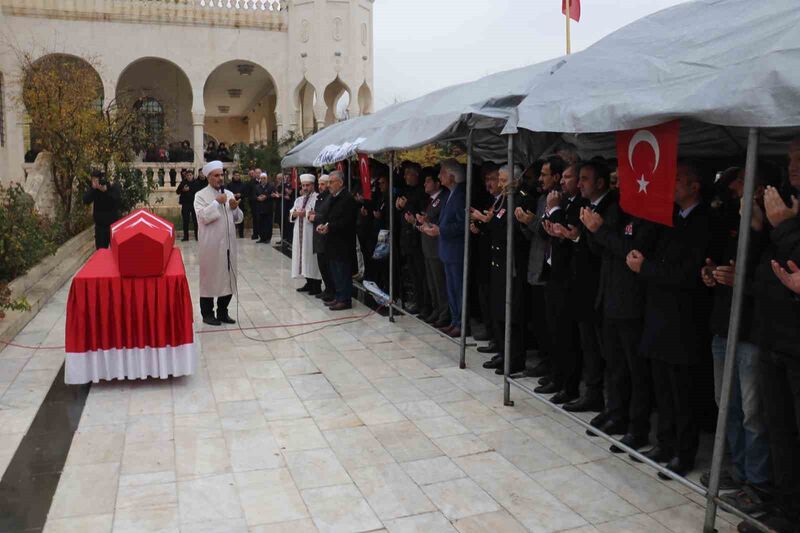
top-left (423, 159), bottom-right (466, 337)
top-left (417, 167), bottom-right (451, 327)
top-left (317, 170), bottom-right (359, 310)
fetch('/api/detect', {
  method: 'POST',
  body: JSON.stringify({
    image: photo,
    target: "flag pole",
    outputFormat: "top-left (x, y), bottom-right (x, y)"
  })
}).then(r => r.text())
top-left (566, 0), bottom-right (572, 54)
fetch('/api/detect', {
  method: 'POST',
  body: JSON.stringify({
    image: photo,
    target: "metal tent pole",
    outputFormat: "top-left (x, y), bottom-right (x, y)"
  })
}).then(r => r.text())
top-left (503, 134), bottom-right (515, 407)
top-left (347, 159), bottom-right (352, 192)
top-left (703, 127), bottom-right (761, 533)
top-left (459, 132), bottom-right (474, 369)
top-left (280, 172), bottom-right (285, 248)
top-left (389, 152), bottom-right (395, 322)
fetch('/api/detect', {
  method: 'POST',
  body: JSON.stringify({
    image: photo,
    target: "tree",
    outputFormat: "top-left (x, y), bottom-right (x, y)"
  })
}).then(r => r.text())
top-left (15, 52), bottom-right (149, 233)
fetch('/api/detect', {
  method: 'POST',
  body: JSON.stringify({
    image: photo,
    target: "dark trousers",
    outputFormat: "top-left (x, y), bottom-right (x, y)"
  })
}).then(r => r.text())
top-left (258, 211), bottom-right (274, 242)
top-left (528, 284), bottom-right (551, 360)
top-left (759, 350), bottom-right (800, 518)
top-left (200, 294), bottom-right (233, 319)
top-left (404, 251), bottom-right (429, 311)
top-left (424, 256), bottom-right (449, 322)
top-left (492, 320), bottom-right (525, 370)
top-left (317, 253), bottom-right (335, 295)
top-left (443, 261), bottom-right (463, 328)
top-left (250, 203), bottom-right (259, 238)
top-left (94, 223), bottom-right (111, 249)
top-left (235, 221), bottom-right (244, 238)
top-left (477, 282), bottom-right (495, 340)
top-left (604, 318), bottom-right (651, 437)
top-left (651, 358), bottom-right (697, 461)
top-left (578, 318), bottom-right (604, 399)
top-left (181, 204), bottom-right (198, 240)
top-left (545, 282), bottom-right (580, 396)
top-left (329, 259), bottom-right (353, 304)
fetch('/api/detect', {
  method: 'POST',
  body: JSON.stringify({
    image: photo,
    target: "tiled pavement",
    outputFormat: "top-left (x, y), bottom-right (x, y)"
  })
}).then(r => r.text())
top-left (0, 239), bottom-right (742, 532)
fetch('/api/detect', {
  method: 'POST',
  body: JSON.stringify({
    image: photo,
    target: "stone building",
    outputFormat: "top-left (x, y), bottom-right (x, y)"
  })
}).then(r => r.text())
top-left (0, 0), bottom-right (375, 187)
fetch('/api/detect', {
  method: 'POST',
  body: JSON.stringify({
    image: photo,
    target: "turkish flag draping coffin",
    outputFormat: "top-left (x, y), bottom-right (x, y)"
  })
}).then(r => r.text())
top-left (110, 209), bottom-right (175, 277)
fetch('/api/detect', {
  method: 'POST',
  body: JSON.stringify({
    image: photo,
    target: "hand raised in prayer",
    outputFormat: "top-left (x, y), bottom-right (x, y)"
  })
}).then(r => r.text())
top-left (415, 213), bottom-right (427, 225)
top-left (514, 207), bottom-right (534, 225)
top-left (580, 207), bottom-right (604, 233)
top-left (295, 208), bottom-right (305, 219)
top-left (228, 197), bottom-right (239, 210)
top-left (470, 222), bottom-right (480, 235)
top-left (360, 206), bottom-right (368, 217)
top-left (316, 223), bottom-right (329, 235)
top-left (396, 196), bottom-right (407, 210)
top-left (542, 220), bottom-right (558, 238)
top-left (701, 258), bottom-right (717, 287)
top-left (626, 250), bottom-right (645, 273)
top-left (764, 186), bottom-right (800, 228)
top-left (257, 194), bottom-right (267, 202)
top-left (308, 210), bottom-right (316, 222)
top-left (554, 223), bottom-right (580, 241)
top-left (184, 185), bottom-right (191, 192)
top-left (546, 190), bottom-right (562, 210)
top-left (771, 259), bottom-right (800, 295)
top-left (748, 198), bottom-right (765, 232)
top-left (423, 224), bottom-right (440, 237)
top-left (713, 260), bottom-right (736, 287)
top-left (216, 193), bottom-right (228, 204)
top-left (271, 192), bottom-right (280, 198)
top-left (403, 212), bottom-right (415, 224)
top-left (373, 210), bottom-right (382, 220)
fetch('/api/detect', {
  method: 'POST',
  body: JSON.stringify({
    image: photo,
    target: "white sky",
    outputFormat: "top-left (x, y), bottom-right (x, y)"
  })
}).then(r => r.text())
top-left (372, 0), bottom-right (688, 110)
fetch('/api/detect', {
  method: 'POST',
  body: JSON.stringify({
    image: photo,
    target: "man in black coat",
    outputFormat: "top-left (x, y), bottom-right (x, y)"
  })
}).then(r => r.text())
top-left (626, 161), bottom-right (711, 478)
top-left (317, 170), bottom-right (358, 310)
top-left (418, 168), bottom-right (450, 327)
top-left (396, 163), bottom-right (430, 316)
top-left (176, 169), bottom-right (200, 241)
top-left (83, 170), bottom-right (121, 249)
top-left (254, 172), bottom-right (277, 244)
top-left (247, 168), bottom-right (261, 240)
top-left (310, 175), bottom-right (335, 301)
top-left (226, 170), bottom-right (248, 238)
top-left (471, 164), bottom-right (501, 352)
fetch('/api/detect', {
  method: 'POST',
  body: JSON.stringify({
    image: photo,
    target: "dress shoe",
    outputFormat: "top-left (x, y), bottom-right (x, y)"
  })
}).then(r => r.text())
top-left (550, 390), bottom-right (578, 404)
top-left (700, 469), bottom-right (742, 491)
top-left (217, 314), bottom-right (236, 324)
top-left (496, 363), bottom-right (526, 375)
top-left (308, 286), bottom-right (322, 296)
top-left (417, 307), bottom-right (432, 318)
top-left (537, 375), bottom-right (552, 386)
top-left (630, 445), bottom-right (674, 464)
top-left (257, 239), bottom-right (269, 244)
top-left (589, 411), bottom-right (611, 429)
top-left (563, 395), bottom-right (604, 413)
top-left (483, 357), bottom-right (503, 369)
top-left (329, 302), bottom-right (353, 311)
top-left (447, 327), bottom-right (461, 338)
top-left (472, 332), bottom-right (492, 342)
top-left (594, 418), bottom-right (627, 436)
top-left (534, 381), bottom-right (559, 394)
top-left (438, 325), bottom-right (455, 335)
top-left (737, 510), bottom-right (795, 533)
top-left (404, 304), bottom-right (419, 314)
top-left (657, 456), bottom-right (694, 480)
top-left (251, 235), bottom-right (260, 240)
top-left (317, 292), bottom-right (334, 300)
top-left (181, 237), bottom-right (190, 242)
top-left (202, 316), bottom-right (222, 326)
top-left (477, 342), bottom-right (499, 354)
top-left (420, 312), bottom-right (436, 323)
top-left (609, 433), bottom-right (649, 454)
top-left (433, 318), bottom-right (450, 328)
top-left (297, 284), bottom-right (311, 292)
top-left (527, 360), bottom-right (550, 377)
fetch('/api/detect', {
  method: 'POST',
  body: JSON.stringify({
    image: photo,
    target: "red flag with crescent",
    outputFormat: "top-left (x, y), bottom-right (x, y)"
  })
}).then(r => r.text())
top-left (562, 0), bottom-right (580, 22)
top-left (616, 120), bottom-right (680, 227)
top-left (358, 153), bottom-right (372, 200)
top-left (336, 161), bottom-right (345, 173)
top-left (291, 167), bottom-right (298, 189)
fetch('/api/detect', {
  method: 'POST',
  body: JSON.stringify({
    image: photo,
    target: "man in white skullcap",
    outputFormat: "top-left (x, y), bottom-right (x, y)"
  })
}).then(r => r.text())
top-left (290, 173), bottom-right (322, 294)
top-left (194, 160), bottom-right (244, 326)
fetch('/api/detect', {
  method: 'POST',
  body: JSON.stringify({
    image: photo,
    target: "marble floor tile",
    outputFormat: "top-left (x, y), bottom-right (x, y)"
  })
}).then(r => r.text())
top-left (249, 518), bottom-right (319, 533)
top-left (251, 377), bottom-right (298, 402)
top-left (301, 483), bottom-right (383, 533)
top-left (174, 436), bottom-right (231, 479)
top-left (284, 448), bottom-right (351, 490)
top-left (452, 510), bottom-right (528, 533)
top-left (269, 418), bottom-right (327, 451)
top-left (42, 513), bottom-right (113, 533)
top-left (225, 428), bottom-right (284, 472)
top-left (383, 511), bottom-right (458, 533)
top-left (174, 412), bottom-right (223, 440)
top-left (217, 400), bottom-right (268, 431)
top-left (412, 416), bottom-right (469, 439)
top-left (179, 518), bottom-right (249, 533)
top-left (395, 399), bottom-right (448, 420)
top-left (323, 426), bottom-right (395, 471)
top-left (177, 473), bottom-right (243, 524)
top-left (303, 398), bottom-right (363, 431)
top-left (243, 360), bottom-right (284, 380)
top-left (431, 433), bottom-right (490, 458)
top-left (516, 416), bottom-right (609, 464)
top-left (480, 428), bottom-right (569, 474)
top-left (350, 462), bottom-right (436, 520)
top-left (278, 356), bottom-right (319, 376)
top-left (369, 421), bottom-right (443, 463)
top-left (400, 456), bottom-right (466, 486)
top-left (121, 441), bottom-right (175, 476)
top-left (65, 425), bottom-right (125, 466)
top-left (127, 386), bottom-right (173, 416)
top-left (421, 477), bottom-right (500, 520)
top-left (112, 504), bottom-right (179, 532)
top-left (595, 513), bottom-right (673, 533)
top-left (650, 503), bottom-right (738, 533)
top-left (115, 481), bottom-right (177, 509)
top-left (125, 413), bottom-right (174, 444)
top-left (235, 469), bottom-right (309, 526)
top-left (287, 374), bottom-right (339, 401)
top-left (261, 396), bottom-right (309, 421)
top-left (48, 463), bottom-right (120, 519)
top-left (210, 377), bottom-right (256, 402)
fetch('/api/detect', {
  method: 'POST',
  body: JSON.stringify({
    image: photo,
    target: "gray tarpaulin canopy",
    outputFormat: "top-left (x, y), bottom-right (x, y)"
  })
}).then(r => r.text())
top-left (281, 58), bottom-right (565, 167)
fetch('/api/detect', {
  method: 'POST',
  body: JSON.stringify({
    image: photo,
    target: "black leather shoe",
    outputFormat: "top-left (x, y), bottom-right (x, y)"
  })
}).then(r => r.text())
top-left (404, 304), bottom-right (419, 314)
top-left (217, 314), bottom-right (236, 324)
top-left (631, 445), bottom-right (674, 464)
top-left (534, 381), bottom-right (559, 394)
top-left (202, 316), bottom-right (222, 326)
top-left (308, 287), bottom-right (322, 296)
top-left (537, 375), bottom-right (552, 386)
top-left (590, 411), bottom-right (611, 429)
top-left (586, 418), bottom-right (627, 437)
top-left (550, 390), bottom-right (578, 404)
top-left (610, 434), bottom-right (649, 454)
top-left (251, 235), bottom-right (260, 240)
top-left (181, 237), bottom-right (190, 242)
top-left (477, 343), bottom-right (499, 354)
top-left (527, 360), bottom-right (550, 378)
top-left (563, 395), bottom-right (605, 413)
top-left (657, 456), bottom-right (695, 480)
top-left (496, 363), bottom-right (525, 375)
top-left (317, 292), bottom-right (334, 300)
top-left (297, 284), bottom-right (311, 292)
top-left (482, 357), bottom-right (503, 369)
top-left (417, 308), bottom-right (432, 319)
top-left (472, 332), bottom-right (492, 342)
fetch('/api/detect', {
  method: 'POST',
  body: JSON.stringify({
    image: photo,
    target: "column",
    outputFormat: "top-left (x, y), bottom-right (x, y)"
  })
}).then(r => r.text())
top-left (5, 79), bottom-right (27, 184)
top-left (192, 112), bottom-right (204, 170)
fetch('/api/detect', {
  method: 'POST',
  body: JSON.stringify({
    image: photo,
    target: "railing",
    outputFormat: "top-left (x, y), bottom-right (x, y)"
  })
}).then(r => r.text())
top-left (129, 0), bottom-right (284, 10)
top-left (132, 161), bottom-right (237, 190)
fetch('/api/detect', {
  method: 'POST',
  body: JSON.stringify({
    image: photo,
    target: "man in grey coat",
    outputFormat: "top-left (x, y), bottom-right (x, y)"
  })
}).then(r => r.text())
top-left (418, 168), bottom-right (451, 327)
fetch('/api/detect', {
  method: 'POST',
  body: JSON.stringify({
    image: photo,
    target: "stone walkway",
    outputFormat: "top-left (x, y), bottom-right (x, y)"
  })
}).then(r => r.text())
top-left (0, 239), bottom-right (741, 532)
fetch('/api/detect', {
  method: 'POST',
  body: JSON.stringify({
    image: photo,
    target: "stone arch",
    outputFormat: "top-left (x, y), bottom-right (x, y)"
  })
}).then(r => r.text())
top-left (357, 81), bottom-right (373, 116)
top-left (203, 60), bottom-right (278, 146)
top-left (323, 76), bottom-right (351, 126)
top-left (293, 78), bottom-right (318, 137)
top-left (116, 57), bottom-right (193, 148)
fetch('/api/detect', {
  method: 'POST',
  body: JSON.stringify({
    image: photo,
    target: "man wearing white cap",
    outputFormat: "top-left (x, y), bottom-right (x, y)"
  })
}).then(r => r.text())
top-left (290, 174), bottom-right (322, 294)
top-left (194, 160), bottom-right (244, 326)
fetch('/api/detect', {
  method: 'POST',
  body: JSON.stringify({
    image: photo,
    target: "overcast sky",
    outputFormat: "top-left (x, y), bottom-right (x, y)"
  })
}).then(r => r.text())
top-left (371, 0), bottom-right (687, 110)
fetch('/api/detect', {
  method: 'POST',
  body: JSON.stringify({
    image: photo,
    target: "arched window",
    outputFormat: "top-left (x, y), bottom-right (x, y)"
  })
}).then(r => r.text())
top-left (134, 97), bottom-right (165, 144)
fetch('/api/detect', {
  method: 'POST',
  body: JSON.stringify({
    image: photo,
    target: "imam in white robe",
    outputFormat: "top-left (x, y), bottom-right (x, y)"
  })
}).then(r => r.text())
top-left (290, 192), bottom-right (321, 280)
top-left (194, 185), bottom-right (244, 298)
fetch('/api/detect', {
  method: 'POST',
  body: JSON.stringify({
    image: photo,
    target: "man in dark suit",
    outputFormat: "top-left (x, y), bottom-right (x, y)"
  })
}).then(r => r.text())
top-left (226, 169), bottom-right (247, 238)
top-left (418, 168), bottom-right (450, 327)
top-left (176, 169), bottom-right (199, 241)
top-left (254, 172), bottom-right (276, 244)
top-left (310, 175), bottom-right (335, 301)
top-left (626, 161), bottom-right (711, 478)
top-left (538, 161), bottom-right (586, 404)
top-left (83, 170), bottom-right (121, 249)
top-left (397, 163), bottom-right (430, 316)
top-left (247, 168), bottom-right (261, 240)
top-left (471, 165), bottom-right (502, 353)
top-left (317, 170), bottom-right (358, 310)
top-left (424, 159), bottom-right (466, 337)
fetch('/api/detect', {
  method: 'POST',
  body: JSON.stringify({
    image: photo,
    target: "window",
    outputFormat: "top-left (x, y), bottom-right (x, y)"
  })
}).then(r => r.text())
top-left (134, 97), bottom-right (164, 144)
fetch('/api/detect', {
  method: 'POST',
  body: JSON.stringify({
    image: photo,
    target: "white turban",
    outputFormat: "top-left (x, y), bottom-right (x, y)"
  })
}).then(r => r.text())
top-left (260, 172), bottom-right (268, 178)
top-left (300, 173), bottom-right (316, 184)
top-left (318, 174), bottom-right (330, 183)
top-left (202, 160), bottom-right (223, 177)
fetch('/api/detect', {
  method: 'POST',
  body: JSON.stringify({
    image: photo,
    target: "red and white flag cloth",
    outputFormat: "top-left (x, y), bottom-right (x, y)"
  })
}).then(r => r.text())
top-left (562, 0), bottom-right (581, 22)
top-left (616, 120), bottom-right (681, 227)
top-left (358, 153), bottom-right (372, 200)
top-left (291, 167), bottom-right (298, 189)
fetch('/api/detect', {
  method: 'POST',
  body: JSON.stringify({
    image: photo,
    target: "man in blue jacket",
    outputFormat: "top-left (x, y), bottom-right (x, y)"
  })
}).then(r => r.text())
top-left (423, 159), bottom-right (466, 337)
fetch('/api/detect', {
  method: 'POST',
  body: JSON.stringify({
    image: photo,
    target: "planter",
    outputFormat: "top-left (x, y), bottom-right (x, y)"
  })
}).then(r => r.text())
top-left (0, 228), bottom-right (94, 346)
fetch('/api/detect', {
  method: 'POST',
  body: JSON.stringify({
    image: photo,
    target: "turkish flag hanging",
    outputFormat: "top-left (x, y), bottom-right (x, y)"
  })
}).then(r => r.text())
top-left (616, 120), bottom-right (680, 227)
top-left (562, 0), bottom-right (580, 22)
top-left (358, 153), bottom-right (372, 200)
top-left (291, 167), bottom-right (298, 189)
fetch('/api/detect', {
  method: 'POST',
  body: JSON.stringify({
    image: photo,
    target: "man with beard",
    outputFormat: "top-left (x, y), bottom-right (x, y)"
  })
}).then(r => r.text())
top-left (226, 169), bottom-right (247, 238)
top-left (309, 175), bottom-right (335, 300)
top-left (291, 174), bottom-right (322, 294)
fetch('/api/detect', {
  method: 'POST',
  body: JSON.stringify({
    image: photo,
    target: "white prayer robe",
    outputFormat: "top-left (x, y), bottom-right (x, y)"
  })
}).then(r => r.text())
top-left (290, 192), bottom-right (321, 280)
top-left (194, 185), bottom-right (244, 297)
